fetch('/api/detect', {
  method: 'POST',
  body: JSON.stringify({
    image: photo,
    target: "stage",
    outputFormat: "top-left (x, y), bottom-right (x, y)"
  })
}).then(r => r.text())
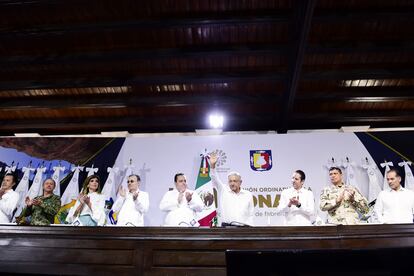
top-left (0, 224), bottom-right (413, 275)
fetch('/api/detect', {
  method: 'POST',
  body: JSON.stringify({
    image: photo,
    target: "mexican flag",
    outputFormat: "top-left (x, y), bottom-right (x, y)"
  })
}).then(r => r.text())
top-left (195, 152), bottom-right (217, 226)
top-left (54, 166), bottom-right (83, 224)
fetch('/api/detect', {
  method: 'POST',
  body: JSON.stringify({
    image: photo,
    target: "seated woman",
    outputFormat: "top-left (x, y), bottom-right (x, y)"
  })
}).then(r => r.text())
top-left (18, 178), bottom-right (61, 226)
top-left (66, 175), bottom-right (106, 226)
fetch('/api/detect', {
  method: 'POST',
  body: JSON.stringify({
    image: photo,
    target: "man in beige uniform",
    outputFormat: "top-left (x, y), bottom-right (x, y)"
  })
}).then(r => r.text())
top-left (320, 167), bottom-right (369, 225)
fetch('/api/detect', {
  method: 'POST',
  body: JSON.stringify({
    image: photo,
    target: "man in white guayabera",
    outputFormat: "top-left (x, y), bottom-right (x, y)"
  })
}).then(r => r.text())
top-left (374, 169), bottom-right (414, 224)
top-left (159, 173), bottom-right (204, 227)
top-left (112, 174), bottom-right (149, 226)
top-left (276, 170), bottom-right (315, 226)
top-left (209, 153), bottom-right (254, 226)
top-left (0, 174), bottom-right (19, 224)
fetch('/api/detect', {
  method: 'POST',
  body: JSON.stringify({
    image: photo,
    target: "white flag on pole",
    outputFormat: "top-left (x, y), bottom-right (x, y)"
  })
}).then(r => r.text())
top-left (27, 166), bottom-right (47, 199)
top-left (13, 165), bottom-right (35, 220)
top-left (342, 158), bottom-right (360, 191)
top-left (86, 165), bottom-right (99, 177)
top-left (5, 164), bottom-right (17, 174)
top-left (102, 167), bottom-right (119, 225)
top-left (102, 167), bottom-right (119, 201)
top-left (51, 165), bottom-right (66, 196)
top-left (399, 161), bottom-right (414, 191)
top-left (117, 163), bottom-right (134, 196)
top-left (60, 166), bottom-right (84, 206)
top-left (380, 161), bottom-right (393, 190)
top-left (362, 161), bottom-right (382, 202)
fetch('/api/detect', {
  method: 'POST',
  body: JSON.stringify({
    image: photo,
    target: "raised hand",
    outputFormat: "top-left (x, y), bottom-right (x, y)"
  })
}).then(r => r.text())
top-left (118, 185), bottom-right (126, 197)
top-left (25, 196), bottom-right (32, 207)
top-left (336, 190), bottom-right (345, 204)
top-left (209, 153), bottom-right (218, 169)
top-left (288, 197), bottom-right (299, 207)
top-left (185, 192), bottom-right (193, 202)
top-left (344, 188), bottom-right (355, 202)
top-left (84, 196), bottom-right (90, 205)
top-left (178, 192), bottom-right (184, 204)
top-left (32, 198), bottom-right (42, 206)
top-left (78, 194), bottom-right (87, 204)
top-left (78, 193), bottom-right (85, 203)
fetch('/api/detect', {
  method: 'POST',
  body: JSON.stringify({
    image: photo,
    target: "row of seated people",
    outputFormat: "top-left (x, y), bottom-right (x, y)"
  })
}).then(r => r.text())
top-left (0, 154), bottom-right (413, 226)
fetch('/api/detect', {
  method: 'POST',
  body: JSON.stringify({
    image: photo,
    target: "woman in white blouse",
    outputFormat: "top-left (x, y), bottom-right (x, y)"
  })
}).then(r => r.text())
top-left (66, 175), bottom-right (106, 226)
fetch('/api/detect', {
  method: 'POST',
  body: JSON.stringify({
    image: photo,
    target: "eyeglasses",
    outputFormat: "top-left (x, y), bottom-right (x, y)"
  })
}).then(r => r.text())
top-left (127, 180), bottom-right (135, 183)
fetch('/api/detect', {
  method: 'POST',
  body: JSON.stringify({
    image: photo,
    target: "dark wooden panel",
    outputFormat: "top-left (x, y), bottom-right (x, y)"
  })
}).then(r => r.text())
top-left (146, 267), bottom-right (226, 276)
top-left (3, 237), bottom-right (137, 249)
top-left (0, 247), bottom-right (133, 264)
top-left (0, 262), bottom-right (137, 276)
top-left (152, 250), bottom-right (225, 267)
top-left (1, 225), bottom-right (414, 275)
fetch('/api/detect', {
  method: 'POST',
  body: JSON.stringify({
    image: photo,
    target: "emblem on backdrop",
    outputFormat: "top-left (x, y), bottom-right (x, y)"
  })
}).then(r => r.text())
top-left (250, 150), bottom-right (273, 171)
top-left (209, 149), bottom-right (227, 168)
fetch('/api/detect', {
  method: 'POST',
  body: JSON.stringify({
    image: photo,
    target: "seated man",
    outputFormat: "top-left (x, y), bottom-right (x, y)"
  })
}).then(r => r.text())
top-left (210, 154), bottom-right (254, 226)
top-left (0, 173), bottom-right (19, 224)
top-left (276, 170), bottom-right (315, 226)
top-left (159, 173), bottom-right (204, 226)
top-left (112, 174), bottom-right (149, 226)
top-left (374, 169), bottom-right (414, 224)
top-left (320, 167), bottom-right (369, 225)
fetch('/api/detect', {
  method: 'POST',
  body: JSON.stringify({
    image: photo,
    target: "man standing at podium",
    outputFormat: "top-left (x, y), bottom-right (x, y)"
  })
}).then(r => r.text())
top-left (374, 169), bottom-right (414, 224)
top-left (209, 154), bottom-right (254, 226)
top-left (276, 170), bottom-right (315, 226)
top-left (320, 167), bottom-right (369, 225)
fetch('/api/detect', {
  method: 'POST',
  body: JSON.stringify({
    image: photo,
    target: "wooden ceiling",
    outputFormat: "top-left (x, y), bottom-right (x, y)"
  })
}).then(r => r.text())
top-left (1, 0), bottom-right (414, 135)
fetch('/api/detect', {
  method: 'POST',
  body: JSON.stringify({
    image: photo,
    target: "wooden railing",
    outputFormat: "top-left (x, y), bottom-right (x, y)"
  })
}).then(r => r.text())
top-left (0, 224), bottom-right (414, 275)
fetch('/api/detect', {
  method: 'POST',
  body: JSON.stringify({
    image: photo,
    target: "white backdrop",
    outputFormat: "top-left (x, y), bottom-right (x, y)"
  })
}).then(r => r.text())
top-left (113, 132), bottom-right (382, 226)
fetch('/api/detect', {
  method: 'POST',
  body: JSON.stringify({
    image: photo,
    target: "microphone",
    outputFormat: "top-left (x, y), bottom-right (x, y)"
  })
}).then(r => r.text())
top-left (178, 220), bottom-right (199, 227)
top-left (221, 221), bottom-right (251, 227)
top-left (178, 221), bottom-right (190, 226)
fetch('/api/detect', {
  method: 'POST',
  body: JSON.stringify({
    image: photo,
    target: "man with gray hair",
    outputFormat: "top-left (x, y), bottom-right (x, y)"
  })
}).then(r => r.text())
top-left (209, 154), bottom-right (254, 226)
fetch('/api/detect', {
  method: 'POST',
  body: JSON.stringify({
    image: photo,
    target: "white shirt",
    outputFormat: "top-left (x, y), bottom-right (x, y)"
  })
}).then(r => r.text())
top-left (66, 192), bottom-right (106, 226)
top-left (0, 189), bottom-right (19, 223)
top-left (211, 169), bottom-right (254, 226)
top-left (374, 187), bottom-right (414, 224)
top-left (112, 190), bottom-right (149, 226)
top-left (275, 187), bottom-right (315, 226)
top-left (159, 188), bottom-right (203, 226)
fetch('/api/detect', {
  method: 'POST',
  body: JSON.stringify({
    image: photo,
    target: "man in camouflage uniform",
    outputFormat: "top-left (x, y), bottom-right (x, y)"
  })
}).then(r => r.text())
top-left (18, 178), bottom-right (61, 226)
top-left (320, 167), bottom-right (369, 225)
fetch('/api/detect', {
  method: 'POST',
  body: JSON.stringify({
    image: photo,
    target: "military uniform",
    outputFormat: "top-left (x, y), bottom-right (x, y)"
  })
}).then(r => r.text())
top-left (320, 183), bottom-right (369, 225)
top-left (20, 194), bottom-right (61, 226)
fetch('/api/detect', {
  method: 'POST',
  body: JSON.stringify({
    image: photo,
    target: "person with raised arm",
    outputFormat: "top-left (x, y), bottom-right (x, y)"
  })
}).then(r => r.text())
top-left (209, 154), bottom-right (254, 226)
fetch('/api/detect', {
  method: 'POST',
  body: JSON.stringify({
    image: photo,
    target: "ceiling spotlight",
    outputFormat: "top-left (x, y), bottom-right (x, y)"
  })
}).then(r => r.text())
top-left (209, 114), bottom-right (224, 129)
